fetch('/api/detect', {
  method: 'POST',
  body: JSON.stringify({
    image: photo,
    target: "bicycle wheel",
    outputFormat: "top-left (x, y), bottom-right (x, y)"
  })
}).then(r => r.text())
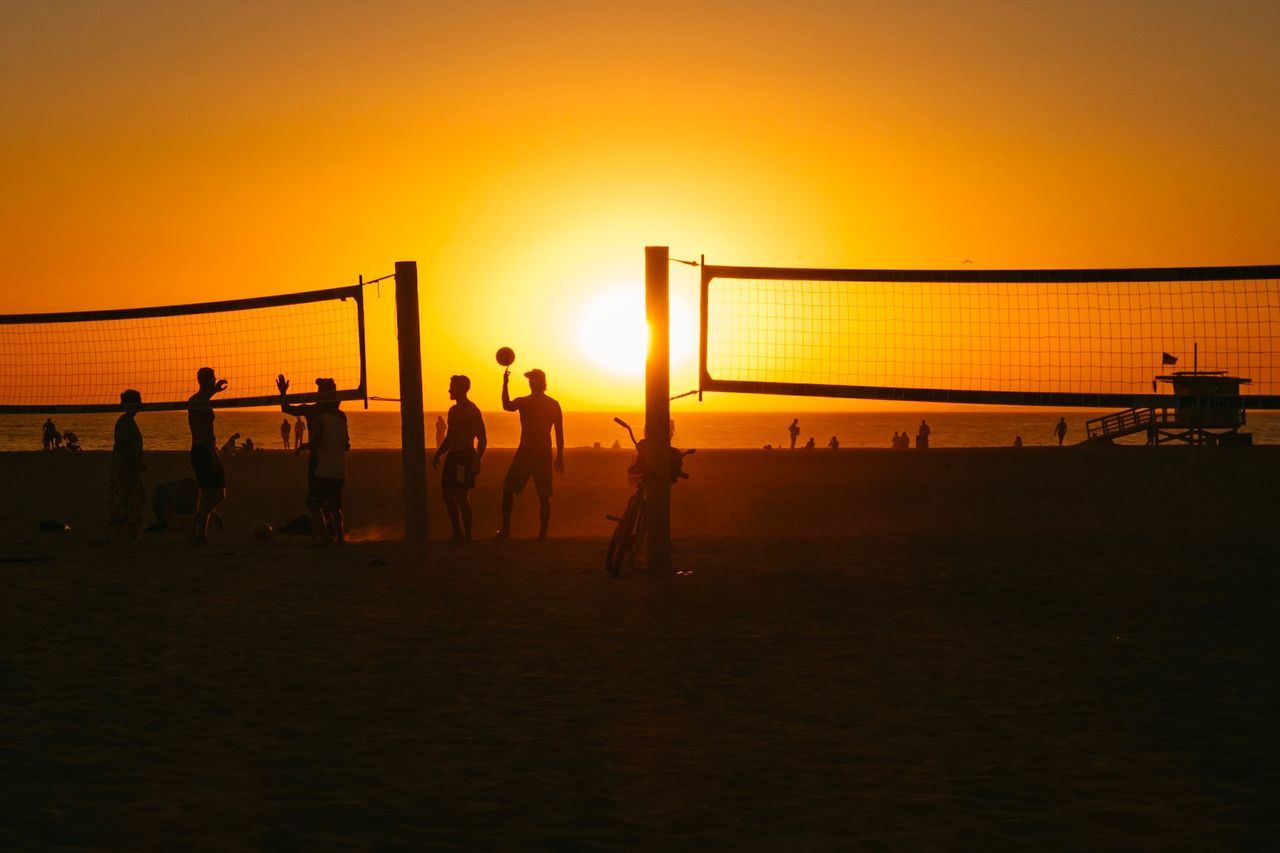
top-left (606, 492), bottom-right (644, 577)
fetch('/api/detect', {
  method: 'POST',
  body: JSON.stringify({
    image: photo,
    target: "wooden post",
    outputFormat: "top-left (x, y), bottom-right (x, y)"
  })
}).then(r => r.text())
top-left (395, 261), bottom-right (428, 544)
top-left (645, 246), bottom-right (672, 574)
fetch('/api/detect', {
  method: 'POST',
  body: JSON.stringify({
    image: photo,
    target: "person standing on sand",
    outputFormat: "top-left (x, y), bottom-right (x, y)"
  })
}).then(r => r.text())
top-left (188, 367), bottom-right (228, 544)
top-left (916, 419), bottom-right (931, 449)
top-left (294, 416), bottom-right (306, 449)
top-left (281, 418), bottom-right (292, 449)
top-left (788, 418), bottom-right (800, 449)
top-left (1055, 417), bottom-right (1068, 447)
top-left (279, 375), bottom-right (349, 545)
top-left (433, 375), bottom-right (487, 541)
top-left (498, 367), bottom-right (564, 540)
top-left (42, 417), bottom-right (57, 451)
top-left (435, 415), bottom-right (447, 448)
top-left (109, 389), bottom-right (147, 542)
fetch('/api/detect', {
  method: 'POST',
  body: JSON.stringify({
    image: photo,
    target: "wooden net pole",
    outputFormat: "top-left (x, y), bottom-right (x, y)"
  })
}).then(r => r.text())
top-left (395, 260), bottom-right (428, 544)
top-left (645, 246), bottom-right (672, 574)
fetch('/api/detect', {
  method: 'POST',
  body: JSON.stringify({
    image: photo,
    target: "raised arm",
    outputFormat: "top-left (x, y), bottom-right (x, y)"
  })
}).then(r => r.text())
top-left (501, 370), bottom-right (518, 412)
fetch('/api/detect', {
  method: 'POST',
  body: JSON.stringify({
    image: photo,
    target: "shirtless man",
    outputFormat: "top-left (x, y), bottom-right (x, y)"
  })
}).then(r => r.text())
top-left (188, 367), bottom-right (228, 543)
top-left (432, 375), bottom-right (487, 541)
top-left (498, 368), bottom-right (564, 540)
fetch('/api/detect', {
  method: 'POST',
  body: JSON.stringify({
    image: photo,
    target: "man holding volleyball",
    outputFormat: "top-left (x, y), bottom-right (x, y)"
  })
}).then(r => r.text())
top-left (496, 349), bottom-right (564, 540)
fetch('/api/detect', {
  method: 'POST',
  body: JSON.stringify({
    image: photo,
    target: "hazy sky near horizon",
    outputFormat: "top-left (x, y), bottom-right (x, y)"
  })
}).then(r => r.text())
top-left (3, 1), bottom-right (1279, 411)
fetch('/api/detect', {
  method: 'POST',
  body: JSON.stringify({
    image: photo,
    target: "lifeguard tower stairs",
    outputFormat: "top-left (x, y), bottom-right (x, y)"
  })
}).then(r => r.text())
top-left (1085, 371), bottom-right (1252, 446)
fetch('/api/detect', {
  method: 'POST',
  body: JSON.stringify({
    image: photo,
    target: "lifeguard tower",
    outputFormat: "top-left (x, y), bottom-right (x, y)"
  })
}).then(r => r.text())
top-left (1085, 351), bottom-right (1251, 446)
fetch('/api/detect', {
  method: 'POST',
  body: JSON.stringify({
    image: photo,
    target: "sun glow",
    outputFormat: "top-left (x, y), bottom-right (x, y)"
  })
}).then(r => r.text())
top-left (575, 287), bottom-right (696, 377)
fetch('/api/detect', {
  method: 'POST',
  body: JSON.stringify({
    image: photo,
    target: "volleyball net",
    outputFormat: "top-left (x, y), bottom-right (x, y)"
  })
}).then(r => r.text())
top-left (699, 263), bottom-right (1280, 408)
top-left (0, 285), bottom-right (367, 413)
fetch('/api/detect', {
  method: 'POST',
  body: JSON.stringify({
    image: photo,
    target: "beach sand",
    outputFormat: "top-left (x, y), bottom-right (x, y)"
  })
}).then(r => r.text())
top-left (2, 447), bottom-right (1278, 848)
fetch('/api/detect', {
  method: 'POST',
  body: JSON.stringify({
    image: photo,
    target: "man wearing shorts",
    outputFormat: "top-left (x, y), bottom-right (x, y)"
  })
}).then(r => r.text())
top-left (188, 367), bottom-right (228, 543)
top-left (432, 374), bottom-right (487, 541)
top-left (278, 374), bottom-right (349, 545)
top-left (498, 367), bottom-right (564, 540)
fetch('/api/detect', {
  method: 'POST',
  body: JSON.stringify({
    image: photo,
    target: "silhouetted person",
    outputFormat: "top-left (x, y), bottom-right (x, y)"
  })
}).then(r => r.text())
top-left (281, 418), bottom-right (292, 449)
top-left (63, 431), bottom-right (81, 452)
top-left (435, 415), bottom-right (447, 448)
top-left (293, 417), bottom-right (306, 449)
top-left (279, 375), bottom-right (349, 545)
top-left (1147, 423), bottom-right (1158, 446)
top-left (432, 375), bottom-right (487, 541)
top-left (242, 437), bottom-right (255, 452)
top-left (1055, 417), bottom-right (1068, 447)
top-left (221, 432), bottom-right (241, 454)
top-left (109, 389), bottom-right (147, 542)
top-left (1014, 435), bottom-right (1023, 447)
top-left (828, 435), bottom-right (839, 449)
top-left (804, 436), bottom-right (815, 449)
top-left (788, 418), bottom-right (800, 450)
top-left (498, 367), bottom-right (564, 540)
top-left (188, 366), bottom-right (228, 543)
top-left (42, 417), bottom-right (57, 451)
top-left (916, 419), bottom-right (931, 449)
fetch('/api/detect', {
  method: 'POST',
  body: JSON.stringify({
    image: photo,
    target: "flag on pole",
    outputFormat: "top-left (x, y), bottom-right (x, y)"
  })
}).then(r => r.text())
top-left (1161, 352), bottom-right (1178, 365)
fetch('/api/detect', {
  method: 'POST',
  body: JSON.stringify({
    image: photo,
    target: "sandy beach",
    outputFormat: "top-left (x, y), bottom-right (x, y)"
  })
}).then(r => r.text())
top-left (2, 447), bottom-right (1278, 848)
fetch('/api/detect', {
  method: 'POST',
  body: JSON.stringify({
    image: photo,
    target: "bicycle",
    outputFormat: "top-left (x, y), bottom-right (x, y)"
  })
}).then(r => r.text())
top-left (605, 417), bottom-right (693, 577)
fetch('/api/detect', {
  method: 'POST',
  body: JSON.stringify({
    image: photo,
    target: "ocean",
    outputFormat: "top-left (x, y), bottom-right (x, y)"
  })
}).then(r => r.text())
top-left (7, 409), bottom-right (1280, 452)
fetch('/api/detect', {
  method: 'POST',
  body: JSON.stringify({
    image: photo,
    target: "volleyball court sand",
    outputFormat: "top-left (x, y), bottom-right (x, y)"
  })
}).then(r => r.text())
top-left (2, 448), bottom-right (1278, 848)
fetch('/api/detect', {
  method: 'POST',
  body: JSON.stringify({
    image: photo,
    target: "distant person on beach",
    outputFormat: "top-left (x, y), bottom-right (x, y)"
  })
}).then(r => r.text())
top-left (42, 418), bottom-right (57, 451)
top-left (221, 432), bottom-right (240, 454)
top-left (788, 418), bottom-right (800, 450)
top-left (188, 366), bottom-right (228, 544)
top-left (281, 418), bottom-right (292, 449)
top-left (804, 436), bottom-right (815, 449)
top-left (63, 431), bottom-right (81, 452)
top-left (1147, 423), bottom-right (1158, 446)
top-left (1055, 417), bottom-right (1068, 446)
top-left (916, 419), bottom-right (931, 449)
top-left (294, 417), bottom-right (306, 449)
top-left (1014, 435), bottom-right (1023, 447)
top-left (279, 375), bottom-right (350, 545)
top-left (432, 374), bottom-right (487, 541)
top-left (498, 367), bottom-right (564, 540)
top-left (435, 415), bottom-right (448, 448)
top-left (828, 435), bottom-right (839, 449)
top-left (891, 431), bottom-right (900, 449)
top-left (109, 389), bottom-right (147, 542)
top-left (242, 437), bottom-right (255, 452)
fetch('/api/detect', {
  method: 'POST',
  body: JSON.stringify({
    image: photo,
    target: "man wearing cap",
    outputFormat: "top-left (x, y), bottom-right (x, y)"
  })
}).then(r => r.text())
top-left (277, 374), bottom-right (349, 544)
top-left (499, 366), bottom-right (564, 539)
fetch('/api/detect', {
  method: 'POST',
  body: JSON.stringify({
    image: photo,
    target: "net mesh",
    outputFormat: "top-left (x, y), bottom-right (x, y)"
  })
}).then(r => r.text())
top-left (0, 288), bottom-right (365, 412)
top-left (703, 268), bottom-right (1280, 405)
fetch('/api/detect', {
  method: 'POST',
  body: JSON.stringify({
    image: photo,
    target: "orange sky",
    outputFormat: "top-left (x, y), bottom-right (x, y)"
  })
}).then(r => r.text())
top-left (3, 1), bottom-right (1279, 412)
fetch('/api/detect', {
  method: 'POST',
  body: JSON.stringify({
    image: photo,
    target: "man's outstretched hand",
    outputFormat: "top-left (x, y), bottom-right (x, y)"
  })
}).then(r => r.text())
top-left (276, 374), bottom-right (290, 396)
top-left (214, 378), bottom-right (229, 394)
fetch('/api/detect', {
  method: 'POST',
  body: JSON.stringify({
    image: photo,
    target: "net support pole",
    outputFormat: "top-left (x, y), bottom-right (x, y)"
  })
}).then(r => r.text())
top-left (645, 246), bottom-right (672, 575)
top-left (395, 260), bottom-right (428, 545)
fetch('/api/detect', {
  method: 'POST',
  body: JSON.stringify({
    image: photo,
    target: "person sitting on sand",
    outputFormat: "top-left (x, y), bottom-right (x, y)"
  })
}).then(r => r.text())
top-left (432, 374), bottom-right (487, 541)
top-left (498, 367), bottom-right (564, 540)
top-left (242, 437), bottom-right (255, 452)
top-left (63, 431), bottom-right (81, 452)
top-left (828, 435), bottom-right (839, 449)
top-left (804, 436), bottom-right (815, 449)
top-left (788, 418), bottom-right (800, 450)
top-left (188, 366), bottom-right (229, 544)
top-left (221, 432), bottom-right (241, 454)
top-left (109, 389), bottom-right (147, 542)
top-left (891, 431), bottom-right (900, 449)
top-left (281, 418), bottom-right (292, 449)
